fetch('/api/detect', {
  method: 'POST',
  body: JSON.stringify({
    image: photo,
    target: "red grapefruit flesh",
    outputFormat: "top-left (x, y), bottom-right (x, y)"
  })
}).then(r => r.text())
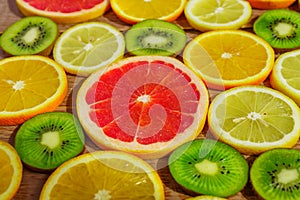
top-left (76, 56), bottom-right (209, 159)
top-left (16, 0), bottom-right (110, 24)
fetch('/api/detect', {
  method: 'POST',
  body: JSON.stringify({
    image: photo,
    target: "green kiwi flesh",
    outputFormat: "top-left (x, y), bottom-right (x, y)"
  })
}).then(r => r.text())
top-left (0, 16), bottom-right (58, 55)
top-left (253, 9), bottom-right (300, 49)
top-left (125, 19), bottom-right (186, 56)
top-left (14, 112), bottom-right (85, 172)
top-left (168, 139), bottom-right (249, 197)
top-left (250, 148), bottom-right (300, 200)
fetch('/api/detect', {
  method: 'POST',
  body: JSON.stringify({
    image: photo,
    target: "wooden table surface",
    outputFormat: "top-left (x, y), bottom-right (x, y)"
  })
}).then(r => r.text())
top-left (0, 1), bottom-right (300, 200)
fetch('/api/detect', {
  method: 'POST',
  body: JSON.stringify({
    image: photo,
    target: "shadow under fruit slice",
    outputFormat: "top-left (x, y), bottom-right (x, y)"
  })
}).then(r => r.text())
top-left (250, 148), bottom-right (300, 200)
top-left (76, 55), bottom-right (209, 159)
top-left (0, 55), bottom-right (68, 125)
top-left (14, 112), bottom-right (85, 172)
top-left (125, 19), bottom-right (187, 56)
top-left (0, 140), bottom-right (23, 200)
top-left (168, 139), bottom-right (249, 197)
top-left (39, 151), bottom-right (164, 199)
top-left (0, 16), bottom-right (58, 56)
top-left (253, 9), bottom-right (300, 49)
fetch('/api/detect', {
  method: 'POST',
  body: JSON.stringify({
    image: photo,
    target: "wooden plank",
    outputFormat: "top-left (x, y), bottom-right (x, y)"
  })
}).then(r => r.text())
top-left (0, 1), bottom-right (300, 200)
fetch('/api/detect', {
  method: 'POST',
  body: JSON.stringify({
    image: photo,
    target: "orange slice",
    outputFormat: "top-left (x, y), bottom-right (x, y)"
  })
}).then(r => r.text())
top-left (110, 0), bottom-right (186, 24)
top-left (16, 0), bottom-right (110, 24)
top-left (40, 151), bottom-right (165, 199)
top-left (0, 55), bottom-right (68, 125)
top-left (76, 55), bottom-right (209, 159)
top-left (183, 30), bottom-right (275, 90)
top-left (247, 0), bottom-right (296, 9)
top-left (0, 140), bottom-right (23, 200)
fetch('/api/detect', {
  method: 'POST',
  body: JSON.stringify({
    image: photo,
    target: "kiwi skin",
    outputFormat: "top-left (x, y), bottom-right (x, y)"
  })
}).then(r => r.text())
top-left (14, 112), bottom-right (85, 173)
top-left (0, 16), bottom-right (58, 56)
top-left (168, 139), bottom-right (249, 198)
top-left (250, 148), bottom-right (300, 200)
top-left (125, 19), bottom-right (187, 56)
top-left (253, 9), bottom-right (300, 50)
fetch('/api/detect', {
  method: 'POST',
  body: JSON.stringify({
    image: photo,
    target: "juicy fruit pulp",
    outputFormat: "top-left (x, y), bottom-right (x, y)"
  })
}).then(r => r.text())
top-left (208, 85), bottom-right (300, 155)
top-left (0, 140), bottom-right (23, 200)
top-left (0, 55), bottom-right (68, 125)
top-left (168, 139), bottom-right (249, 197)
top-left (14, 112), bottom-right (85, 171)
top-left (250, 148), bottom-right (300, 200)
top-left (76, 56), bottom-right (209, 159)
top-left (39, 151), bottom-right (165, 199)
top-left (0, 16), bottom-right (58, 55)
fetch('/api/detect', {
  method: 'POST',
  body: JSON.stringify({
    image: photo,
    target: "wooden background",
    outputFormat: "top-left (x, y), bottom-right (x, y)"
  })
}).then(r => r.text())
top-left (0, 1), bottom-right (300, 199)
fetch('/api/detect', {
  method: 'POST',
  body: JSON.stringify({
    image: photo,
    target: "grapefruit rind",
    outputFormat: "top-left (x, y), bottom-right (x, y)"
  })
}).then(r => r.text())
top-left (0, 55), bottom-right (68, 125)
top-left (76, 56), bottom-right (209, 159)
top-left (16, 0), bottom-right (110, 24)
top-left (0, 140), bottom-right (23, 200)
top-left (208, 86), bottom-right (300, 155)
top-left (39, 151), bottom-right (165, 199)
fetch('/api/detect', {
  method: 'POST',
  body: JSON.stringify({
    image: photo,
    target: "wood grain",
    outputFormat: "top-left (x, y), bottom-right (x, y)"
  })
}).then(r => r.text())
top-left (0, 1), bottom-right (300, 200)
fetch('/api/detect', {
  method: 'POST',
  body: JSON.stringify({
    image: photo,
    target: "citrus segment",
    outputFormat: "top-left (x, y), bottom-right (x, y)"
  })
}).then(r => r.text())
top-left (0, 55), bottom-right (68, 125)
top-left (0, 140), bottom-right (23, 200)
top-left (53, 22), bottom-right (125, 76)
top-left (76, 56), bottom-right (209, 159)
top-left (247, 0), bottom-right (296, 9)
top-left (16, 0), bottom-right (110, 24)
top-left (184, 0), bottom-right (252, 32)
top-left (208, 85), bottom-right (300, 155)
top-left (110, 0), bottom-right (186, 24)
top-left (270, 49), bottom-right (300, 106)
top-left (183, 30), bottom-right (275, 90)
top-left (39, 151), bottom-right (164, 199)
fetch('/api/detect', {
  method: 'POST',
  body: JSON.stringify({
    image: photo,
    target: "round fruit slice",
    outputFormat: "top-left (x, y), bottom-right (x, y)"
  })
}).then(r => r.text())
top-left (15, 112), bottom-right (85, 172)
top-left (0, 140), bottom-right (23, 200)
top-left (76, 55), bottom-right (209, 159)
top-left (250, 148), bottom-right (300, 200)
top-left (270, 49), bottom-right (300, 106)
top-left (208, 85), bottom-right (300, 155)
top-left (110, 0), bottom-right (186, 24)
top-left (183, 30), bottom-right (275, 90)
top-left (39, 151), bottom-right (164, 199)
top-left (0, 55), bottom-right (68, 125)
top-left (187, 196), bottom-right (227, 200)
top-left (247, 0), bottom-right (296, 10)
top-left (0, 16), bottom-right (58, 56)
top-left (16, 0), bottom-right (110, 24)
top-left (184, 0), bottom-right (252, 32)
top-left (168, 139), bottom-right (249, 197)
top-left (53, 22), bottom-right (125, 76)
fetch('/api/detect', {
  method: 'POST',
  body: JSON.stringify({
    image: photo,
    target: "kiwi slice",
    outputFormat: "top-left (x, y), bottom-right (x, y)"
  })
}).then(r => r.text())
top-left (125, 19), bottom-right (187, 56)
top-left (168, 139), bottom-right (249, 197)
top-left (250, 148), bottom-right (300, 200)
top-left (253, 9), bottom-right (300, 49)
top-left (0, 16), bottom-right (58, 55)
top-left (14, 112), bottom-right (85, 172)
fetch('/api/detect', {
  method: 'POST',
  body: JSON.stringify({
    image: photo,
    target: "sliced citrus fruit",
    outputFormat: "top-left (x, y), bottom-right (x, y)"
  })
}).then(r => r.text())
top-left (53, 22), bottom-right (125, 77)
top-left (76, 55), bottom-right (209, 159)
top-left (39, 151), bottom-right (164, 199)
top-left (247, 0), bottom-right (296, 9)
top-left (183, 30), bottom-right (275, 90)
top-left (207, 85), bottom-right (300, 155)
top-left (0, 55), bottom-right (68, 125)
top-left (184, 0), bottom-right (252, 32)
top-left (0, 140), bottom-right (23, 200)
top-left (110, 0), bottom-right (186, 24)
top-left (16, 0), bottom-right (110, 24)
top-left (270, 49), bottom-right (300, 106)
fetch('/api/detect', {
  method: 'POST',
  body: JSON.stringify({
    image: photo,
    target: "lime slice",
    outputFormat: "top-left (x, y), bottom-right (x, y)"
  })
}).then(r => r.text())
top-left (208, 85), bottom-right (300, 155)
top-left (270, 49), bottom-right (300, 106)
top-left (53, 22), bottom-right (125, 76)
top-left (184, 0), bottom-right (252, 32)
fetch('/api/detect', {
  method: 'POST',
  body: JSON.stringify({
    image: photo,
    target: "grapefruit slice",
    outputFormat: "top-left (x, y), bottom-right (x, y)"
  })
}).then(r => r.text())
top-left (16, 0), bottom-right (110, 24)
top-left (76, 56), bottom-right (209, 159)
